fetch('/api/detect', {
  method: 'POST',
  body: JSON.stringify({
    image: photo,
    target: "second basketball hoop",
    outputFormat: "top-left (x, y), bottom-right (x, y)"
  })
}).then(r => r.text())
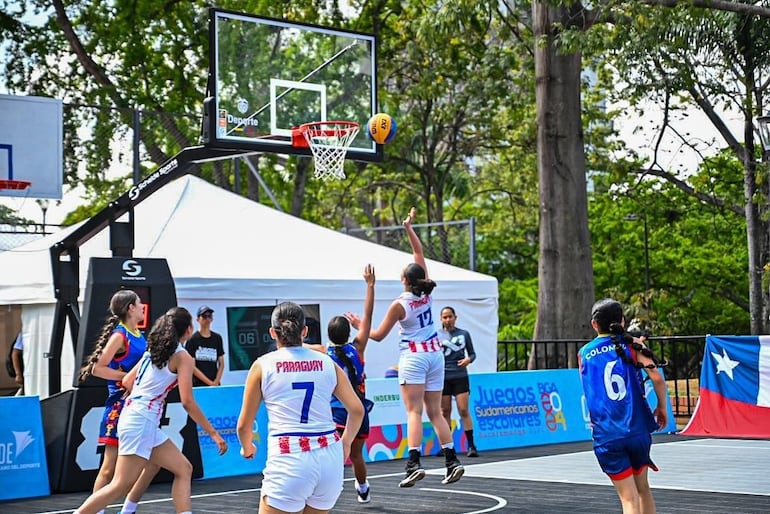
top-left (292, 121), bottom-right (360, 181)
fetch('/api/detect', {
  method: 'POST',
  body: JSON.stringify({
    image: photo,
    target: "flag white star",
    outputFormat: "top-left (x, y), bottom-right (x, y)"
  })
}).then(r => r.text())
top-left (711, 348), bottom-right (740, 380)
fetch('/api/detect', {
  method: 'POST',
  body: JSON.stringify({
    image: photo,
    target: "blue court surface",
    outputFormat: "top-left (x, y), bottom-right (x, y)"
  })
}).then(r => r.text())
top-left (2, 435), bottom-right (768, 513)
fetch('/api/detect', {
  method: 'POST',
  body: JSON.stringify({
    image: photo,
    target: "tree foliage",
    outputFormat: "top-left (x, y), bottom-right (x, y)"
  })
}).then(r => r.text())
top-left (3, 0), bottom-right (770, 350)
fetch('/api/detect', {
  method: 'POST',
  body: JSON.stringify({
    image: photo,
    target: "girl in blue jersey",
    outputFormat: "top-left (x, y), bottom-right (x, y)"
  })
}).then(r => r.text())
top-left (78, 289), bottom-right (159, 514)
top-left (74, 307), bottom-right (227, 514)
top-left (325, 264), bottom-right (375, 503)
top-left (578, 298), bottom-right (668, 514)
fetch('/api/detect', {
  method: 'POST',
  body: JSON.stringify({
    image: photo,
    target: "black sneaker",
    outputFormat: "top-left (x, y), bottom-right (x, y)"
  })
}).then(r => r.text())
top-left (442, 448), bottom-right (465, 485)
top-left (357, 485), bottom-right (371, 503)
top-left (467, 446), bottom-right (479, 458)
top-left (399, 450), bottom-right (425, 488)
top-left (436, 448), bottom-right (446, 457)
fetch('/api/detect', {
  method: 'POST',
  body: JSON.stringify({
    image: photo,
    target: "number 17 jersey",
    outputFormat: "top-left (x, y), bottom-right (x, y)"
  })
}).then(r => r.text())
top-left (259, 345), bottom-right (339, 455)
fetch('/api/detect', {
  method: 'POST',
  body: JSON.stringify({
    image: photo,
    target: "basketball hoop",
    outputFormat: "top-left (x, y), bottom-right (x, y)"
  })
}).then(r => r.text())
top-left (0, 179), bottom-right (31, 191)
top-left (292, 121), bottom-right (360, 180)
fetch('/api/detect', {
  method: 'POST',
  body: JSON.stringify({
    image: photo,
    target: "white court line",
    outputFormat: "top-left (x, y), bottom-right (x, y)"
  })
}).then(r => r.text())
top-left (35, 469), bottom-right (503, 514)
top-left (454, 439), bottom-right (770, 497)
top-left (419, 487), bottom-right (507, 514)
top-left (35, 488), bottom-right (262, 514)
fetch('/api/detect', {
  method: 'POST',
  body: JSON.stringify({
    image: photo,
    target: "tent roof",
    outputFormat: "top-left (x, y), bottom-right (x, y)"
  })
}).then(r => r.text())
top-left (0, 176), bottom-right (497, 304)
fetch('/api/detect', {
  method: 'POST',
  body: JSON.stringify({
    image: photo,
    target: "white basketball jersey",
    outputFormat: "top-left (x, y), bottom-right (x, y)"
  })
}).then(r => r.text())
top-left (395, 292), bottom-right (441, 353)
top-left (125, 344), bottom-right (186, 421)
top-left (259, 346), bottom-right (339, 454)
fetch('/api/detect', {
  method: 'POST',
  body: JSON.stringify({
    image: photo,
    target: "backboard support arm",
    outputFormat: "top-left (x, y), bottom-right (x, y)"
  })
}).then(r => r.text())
top-left (47, 145), bottom-right (256, 395)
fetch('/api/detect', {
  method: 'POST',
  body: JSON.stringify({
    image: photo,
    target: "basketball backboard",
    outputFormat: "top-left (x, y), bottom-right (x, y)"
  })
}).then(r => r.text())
top-left (0, 94), bottom-right (63, 198)
top-left (204, 8), bottom-right (381, 162)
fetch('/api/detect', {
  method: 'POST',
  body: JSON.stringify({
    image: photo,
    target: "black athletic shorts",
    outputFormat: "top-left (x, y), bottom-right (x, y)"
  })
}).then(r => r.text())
top-left (442, 375), bottom-right (470, 396)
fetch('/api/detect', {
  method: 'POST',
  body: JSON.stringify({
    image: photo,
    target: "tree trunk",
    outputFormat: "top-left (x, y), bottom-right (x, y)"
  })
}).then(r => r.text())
top-left (531, 2), bottom-right (595, 368)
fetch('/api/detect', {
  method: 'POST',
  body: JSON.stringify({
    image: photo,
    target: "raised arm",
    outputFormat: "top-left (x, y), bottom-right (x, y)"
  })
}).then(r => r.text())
top-left (403, 207), bottom-right (428, 279)
top-left (350, 264), bottom-right (375, 355)
top-left (367, 300), bottom-right (404, 342)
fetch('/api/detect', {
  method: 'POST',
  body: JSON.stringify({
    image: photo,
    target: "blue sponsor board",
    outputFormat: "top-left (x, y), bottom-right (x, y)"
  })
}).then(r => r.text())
top-left (0, 396), bottom-right (50, 500)
top-left (469, 369), bottom-right (677, 451)
top-left (192, 385), bottom-right (267, 478)
top-left (470, 370), bottom-right (591, 449)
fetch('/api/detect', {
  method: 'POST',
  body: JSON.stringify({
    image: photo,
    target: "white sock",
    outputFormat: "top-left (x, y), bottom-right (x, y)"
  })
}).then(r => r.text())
top-left (96, 510), bottom-right (104, 514)
top-left (179, 511), bottom-right (192, 514)
top-left (121, 499), bottom-right (139, 513)
top-left (441, 442), bottom-right (455, 450)
top-left (356, 480), bottom-right (369, 492)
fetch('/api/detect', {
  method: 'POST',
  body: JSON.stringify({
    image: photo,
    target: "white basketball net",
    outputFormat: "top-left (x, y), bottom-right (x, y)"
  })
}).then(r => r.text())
top-left (300, 122), bottom-right (360, 181)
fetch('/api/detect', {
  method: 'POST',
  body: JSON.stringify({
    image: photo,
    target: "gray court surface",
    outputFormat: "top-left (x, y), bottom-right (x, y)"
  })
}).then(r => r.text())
top-left (2, 435), bottom-right (768, 513)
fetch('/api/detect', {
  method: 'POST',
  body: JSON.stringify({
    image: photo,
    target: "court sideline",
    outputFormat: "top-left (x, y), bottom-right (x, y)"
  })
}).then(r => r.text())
top-left (2, 435), bottom-right (768, 513)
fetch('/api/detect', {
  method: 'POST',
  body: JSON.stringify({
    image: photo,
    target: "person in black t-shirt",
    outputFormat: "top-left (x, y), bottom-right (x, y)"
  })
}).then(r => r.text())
top-left (186, 305), bottom-right (225, 386)
top-left (438, 306), bottom-right (478, 457)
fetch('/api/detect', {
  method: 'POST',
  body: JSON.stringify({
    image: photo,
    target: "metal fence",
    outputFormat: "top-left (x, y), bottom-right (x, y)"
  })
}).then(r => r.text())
top-left (497, 335), bottom-right (705, 417)
top-left (341, 218), bottom-right (477, 270)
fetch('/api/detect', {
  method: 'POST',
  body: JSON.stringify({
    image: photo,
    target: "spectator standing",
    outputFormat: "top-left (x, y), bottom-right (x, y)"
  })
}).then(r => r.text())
top-left (438, 306), bottom-right (478, 457)
top-left (11, 331), bottom-right (24, 396)
top-left (186, 306), bottom-right (225, 386)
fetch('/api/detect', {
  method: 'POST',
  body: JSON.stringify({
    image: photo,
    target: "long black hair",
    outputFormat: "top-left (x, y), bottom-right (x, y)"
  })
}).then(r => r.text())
top-left (591, 298), bottom-right (667, 370)
top-left (328, 315), bottom-right (360, 392)
top-left (403, 263), bottom-right (436, 296)
top-left (78, 289), bottom-right (138, 383)
top-left (146, 307), bottom-right (192, 368)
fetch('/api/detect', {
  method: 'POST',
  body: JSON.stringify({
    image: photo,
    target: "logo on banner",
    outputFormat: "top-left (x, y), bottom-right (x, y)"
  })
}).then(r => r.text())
top-left (473, 385), bottom-right (540, 435)
top-left (121, 259), bottom-right (145, 281)
top-left (538, 382), bottom-right (567, 431)
top-left (0, 430), bottom-right (42, 471)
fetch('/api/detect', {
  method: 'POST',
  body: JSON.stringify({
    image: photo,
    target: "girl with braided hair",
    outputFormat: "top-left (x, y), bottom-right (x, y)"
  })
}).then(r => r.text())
top-left (237, 302), bottom-right (364, 514)
top-left (73, 307), bottom-right (227, 514)
top-left (323, 264), bottom-right (375, 503)
top-left (78, 289), bottom-right (158, 514)
top-left (578, 298), bottom-right (668, 514)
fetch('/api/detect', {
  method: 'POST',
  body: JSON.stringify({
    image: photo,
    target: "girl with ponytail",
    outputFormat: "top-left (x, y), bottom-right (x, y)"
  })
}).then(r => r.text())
top-left (237, 302), bottom-right (364, 513)
top-left (579, 298), bottom-right (668, 514)
top-left (350, 207), bottom-right (463, 489)
top-left (317, 264), bottom-right (376, 503)
top-left (78, 289), bottom-right (158, 514)
top-left (73, 307), bottom-right (227, 514)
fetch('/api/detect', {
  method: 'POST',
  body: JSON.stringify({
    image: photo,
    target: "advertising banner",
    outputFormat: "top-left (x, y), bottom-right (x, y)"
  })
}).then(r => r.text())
top-left (0, 396), bottom-right (50, 500)
top-left (192, 385), bottom-right (267, 478)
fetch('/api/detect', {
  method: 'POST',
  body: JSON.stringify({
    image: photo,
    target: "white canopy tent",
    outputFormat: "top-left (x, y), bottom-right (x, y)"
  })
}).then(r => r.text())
top-left (0, 176), bottom-right (499, 398)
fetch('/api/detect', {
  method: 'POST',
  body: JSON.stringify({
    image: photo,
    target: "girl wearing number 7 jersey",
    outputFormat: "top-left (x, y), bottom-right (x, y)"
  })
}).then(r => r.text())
top-left (237, 302), bottom-right (364, 514)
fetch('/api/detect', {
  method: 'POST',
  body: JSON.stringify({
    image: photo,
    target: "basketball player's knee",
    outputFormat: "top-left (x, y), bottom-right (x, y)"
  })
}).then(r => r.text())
top-left (98, 463), bottom-right (116, 481)
top-left (176, 458), bottom-right (193, 479)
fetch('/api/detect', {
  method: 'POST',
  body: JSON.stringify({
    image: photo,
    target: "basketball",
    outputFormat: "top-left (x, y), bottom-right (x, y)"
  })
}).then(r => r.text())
top-left (366, 113), bottom-right (397, 144)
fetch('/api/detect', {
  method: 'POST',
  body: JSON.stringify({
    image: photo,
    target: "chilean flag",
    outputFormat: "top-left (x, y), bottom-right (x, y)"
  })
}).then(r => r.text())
top-left (681, 335), bottom-right (770, 438)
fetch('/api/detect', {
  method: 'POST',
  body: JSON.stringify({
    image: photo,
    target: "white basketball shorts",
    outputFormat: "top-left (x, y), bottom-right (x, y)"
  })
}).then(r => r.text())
top-left (116, 410), bottom-right (169, 460)
top-left (262, 442), bottom-right (344, 512)
top-left (398, 350), bottom-right (445, 391)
